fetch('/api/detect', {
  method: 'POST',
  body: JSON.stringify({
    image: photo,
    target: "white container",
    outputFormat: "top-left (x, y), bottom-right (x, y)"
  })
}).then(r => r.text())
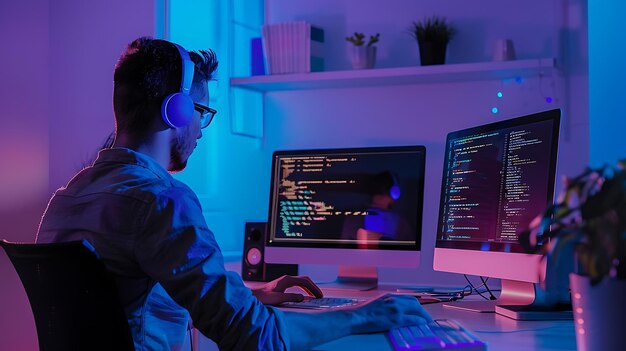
top-left (570, 273), bottom-right (626, 351)
top-left (350, 45), bottom-right (376, 69)
top-left (493, 39), bottom-right (516, 61)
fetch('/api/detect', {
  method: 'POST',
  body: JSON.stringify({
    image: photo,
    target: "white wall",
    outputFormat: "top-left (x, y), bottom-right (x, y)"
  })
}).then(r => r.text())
top-left (257, 0), bottom-right (589, 287)
top-left (48, 0), bottom-right (157, 192)
top-left (0, 1), bottom-right (50, 349)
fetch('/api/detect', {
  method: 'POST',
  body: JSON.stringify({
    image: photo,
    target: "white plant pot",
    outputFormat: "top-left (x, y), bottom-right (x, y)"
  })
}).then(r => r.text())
top-left (570, 273), bottom-right (626, 351)
top-left (350, 45), bottom-right (376, 69)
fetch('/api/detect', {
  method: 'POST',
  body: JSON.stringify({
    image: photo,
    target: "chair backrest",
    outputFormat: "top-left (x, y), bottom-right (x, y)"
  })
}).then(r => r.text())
top-left (0, 240), bottom-right (135, 351)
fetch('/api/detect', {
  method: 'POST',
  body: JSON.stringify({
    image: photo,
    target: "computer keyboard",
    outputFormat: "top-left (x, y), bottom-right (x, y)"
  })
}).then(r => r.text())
top-left (281, 296), bottom-right (365, 309)
top-left (388, 319), bottom-right (486, 351)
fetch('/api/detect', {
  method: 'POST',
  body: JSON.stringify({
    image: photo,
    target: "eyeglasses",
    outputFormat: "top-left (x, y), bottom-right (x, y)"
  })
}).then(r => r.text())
top-left (193, 103), bottom-right (217, 129)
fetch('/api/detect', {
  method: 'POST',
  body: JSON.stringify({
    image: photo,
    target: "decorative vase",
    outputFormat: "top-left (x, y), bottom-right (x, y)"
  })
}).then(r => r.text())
top-left (350, 45), bottom-right (376, 69)
top-left (418, 40), bottom-right (447, 66)
top-left (569, 273), bottom-right (626, 351)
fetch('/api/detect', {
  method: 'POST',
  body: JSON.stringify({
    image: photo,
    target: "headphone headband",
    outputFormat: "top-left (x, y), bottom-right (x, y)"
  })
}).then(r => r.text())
top-left (161, 42), bottom-right (195, 129)
top-left (172, 43), bottom-right (194, 95)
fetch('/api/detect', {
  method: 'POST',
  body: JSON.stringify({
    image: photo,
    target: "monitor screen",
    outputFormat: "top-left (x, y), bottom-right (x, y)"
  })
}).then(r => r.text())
top-left (433, 109), bottom-right (560, 310)
top-left (436, 109), bottom-right (559, 254)
top-left (265, 146), bottom-right (425, 268)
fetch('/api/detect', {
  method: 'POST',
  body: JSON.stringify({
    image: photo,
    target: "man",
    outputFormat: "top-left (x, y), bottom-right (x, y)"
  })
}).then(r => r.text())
top-left (37, 37), bottom-right (431, 351)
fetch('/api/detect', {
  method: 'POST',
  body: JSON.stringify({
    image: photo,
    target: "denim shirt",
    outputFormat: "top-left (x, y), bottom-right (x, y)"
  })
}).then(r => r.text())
top-left (37, 148), bottom-right (289, 351)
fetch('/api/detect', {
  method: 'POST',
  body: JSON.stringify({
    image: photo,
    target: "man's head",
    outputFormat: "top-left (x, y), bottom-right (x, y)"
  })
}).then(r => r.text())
top-left (113, 37), bottom-right (218, 171)
top-left (367, 171), bottom-right (401, 209)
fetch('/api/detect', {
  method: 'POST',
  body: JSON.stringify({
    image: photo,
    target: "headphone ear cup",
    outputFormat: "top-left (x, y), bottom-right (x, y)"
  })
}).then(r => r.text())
top-left (389, 184), bottom-right (401, 200)
top-left (389, 174), bottom-right (401, 200)
top-left (161, 92), bottom-right (194, 128)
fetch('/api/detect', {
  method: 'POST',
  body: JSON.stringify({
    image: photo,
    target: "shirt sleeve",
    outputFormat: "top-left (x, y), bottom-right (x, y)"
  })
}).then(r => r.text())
top-left (134, 185), bottom-right (290, 350)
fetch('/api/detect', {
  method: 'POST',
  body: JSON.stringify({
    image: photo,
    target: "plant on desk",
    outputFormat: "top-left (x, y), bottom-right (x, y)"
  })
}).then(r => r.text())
top-left (520, 159), bottom-right (626, 351)
top-left (346, 32), bottom-right (380, 69)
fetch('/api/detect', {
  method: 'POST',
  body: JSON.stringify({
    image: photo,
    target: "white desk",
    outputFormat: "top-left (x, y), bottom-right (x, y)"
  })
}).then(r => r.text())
top-left (221, 262), bottom-right (577, 351)
top-left (310, 287), bottom-right (577, 351)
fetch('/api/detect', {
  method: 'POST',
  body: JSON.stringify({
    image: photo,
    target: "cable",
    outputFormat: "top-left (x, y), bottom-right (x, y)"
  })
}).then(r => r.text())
top-left (463, 275), bottom-right (489, 300)
top-left (464, 275), bottom-right (496, 301)
top-left (479, 276), bottom-right (497, 300)
top-left (426, 285), bottom-right (473, 302)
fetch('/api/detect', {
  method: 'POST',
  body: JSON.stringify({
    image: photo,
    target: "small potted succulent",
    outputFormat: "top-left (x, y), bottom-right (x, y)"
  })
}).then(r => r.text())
top-left (346, 32), bottom-right (380, 69)
top-left (409, 16), bottom-right (456, 66)
top-left (520, 160), bottom-right (626, 351)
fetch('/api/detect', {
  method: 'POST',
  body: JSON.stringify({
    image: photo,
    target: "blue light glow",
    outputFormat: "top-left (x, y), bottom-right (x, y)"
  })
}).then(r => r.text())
top-left (515, 76), bottom-right (523, 84)
top-left (492, 107), bottom-right (499, 114)
top-left (497, 92), bottom-right (503, 98)
top-left (546, 97), bottom-right (553, 103)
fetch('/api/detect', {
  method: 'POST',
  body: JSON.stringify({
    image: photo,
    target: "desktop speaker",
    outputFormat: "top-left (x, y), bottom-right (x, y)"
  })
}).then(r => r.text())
top-left (242, 222), bottom-right (298, 281)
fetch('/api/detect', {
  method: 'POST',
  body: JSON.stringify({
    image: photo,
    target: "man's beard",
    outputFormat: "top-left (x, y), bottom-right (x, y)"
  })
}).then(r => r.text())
top-left (168, 131), bottom-right (191, 173)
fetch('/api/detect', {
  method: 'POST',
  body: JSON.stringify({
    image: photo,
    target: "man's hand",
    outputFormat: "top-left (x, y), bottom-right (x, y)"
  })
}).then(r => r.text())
top-left (251, 275), bottom-right (324, 306)
top-left (280, 293), bottom-right (434, 350)
top-left (350, 294), bottom-right (434, 334)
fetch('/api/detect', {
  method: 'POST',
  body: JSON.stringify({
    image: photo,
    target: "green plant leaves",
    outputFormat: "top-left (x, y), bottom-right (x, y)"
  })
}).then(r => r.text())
top-left (409, 16), bottom-right (456, 44)
top-left (521, 160), bottom-right (626, 285)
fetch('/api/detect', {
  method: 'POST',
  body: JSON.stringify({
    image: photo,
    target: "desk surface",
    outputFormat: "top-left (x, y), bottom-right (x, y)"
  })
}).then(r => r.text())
top-left (233, 263), bottom-right (577, 351)
top-left (305, 287), bottom-right (577, 351)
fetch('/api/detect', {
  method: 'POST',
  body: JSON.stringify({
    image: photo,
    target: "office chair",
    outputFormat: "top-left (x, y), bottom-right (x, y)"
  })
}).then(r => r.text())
top-left (0, 240), bottom-right (135, 351)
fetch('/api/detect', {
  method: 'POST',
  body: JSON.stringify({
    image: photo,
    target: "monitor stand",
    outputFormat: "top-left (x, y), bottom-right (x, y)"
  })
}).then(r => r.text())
top-left (443, 279), bottom-right (572, 320)
top-left (317, 266), bottom-right (378, 291)
top-left (443, 279), bottom-right (540, 312)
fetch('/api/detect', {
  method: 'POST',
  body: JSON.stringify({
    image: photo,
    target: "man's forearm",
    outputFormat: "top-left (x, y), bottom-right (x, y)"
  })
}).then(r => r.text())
top-left (283, 310), bottom-right (355, 350)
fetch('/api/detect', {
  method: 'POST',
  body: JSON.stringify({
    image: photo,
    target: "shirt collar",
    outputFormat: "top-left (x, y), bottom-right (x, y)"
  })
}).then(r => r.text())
top-left (94, 148), bottom-right (173, 181)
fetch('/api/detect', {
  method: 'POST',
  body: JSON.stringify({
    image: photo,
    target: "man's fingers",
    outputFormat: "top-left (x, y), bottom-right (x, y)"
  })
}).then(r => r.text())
top-left (276, 276), bottom-right (324, 298)
top-left (300, 276), bottom-right (324, 297)
top-left (385, 294), bottom-right (434, 322)
top-left (291, 276), bottom-right (323, 297)
top-left (401, 315), bottom-right (429, 326)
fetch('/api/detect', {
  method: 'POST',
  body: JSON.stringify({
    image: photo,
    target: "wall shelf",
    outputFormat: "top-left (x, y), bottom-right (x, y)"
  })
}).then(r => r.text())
top-left (230, 58), bottom-right (556, 92)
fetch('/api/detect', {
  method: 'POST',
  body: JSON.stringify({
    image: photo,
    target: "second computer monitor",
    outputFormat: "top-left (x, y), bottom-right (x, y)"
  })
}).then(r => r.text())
top-left (265, 146), bottom-right (425, 269)
top-left (434, 108), bottom-right (561, 311)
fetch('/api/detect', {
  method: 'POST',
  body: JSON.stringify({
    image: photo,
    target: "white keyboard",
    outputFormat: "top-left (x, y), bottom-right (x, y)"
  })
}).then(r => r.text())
top-left (281, 296), bottom-right (365, 309)
top-left (388, 319), bottom-right (486, 351)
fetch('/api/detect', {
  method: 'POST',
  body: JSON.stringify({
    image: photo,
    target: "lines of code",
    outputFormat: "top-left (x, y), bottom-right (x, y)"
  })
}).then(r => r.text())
top-left (269, 150), bottom-right (424, 246)
top-left (440, 120), bottom-right (554, 243)
top-left (277, 156), bottom-right (357, 238)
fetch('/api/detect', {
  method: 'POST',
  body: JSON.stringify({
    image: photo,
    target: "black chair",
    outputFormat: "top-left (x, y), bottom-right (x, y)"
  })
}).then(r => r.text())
top-left (0, 240), bottom-right (135, 351)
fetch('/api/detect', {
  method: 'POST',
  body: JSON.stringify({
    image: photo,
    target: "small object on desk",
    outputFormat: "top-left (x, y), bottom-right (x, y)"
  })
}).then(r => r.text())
top-left (388, 319), bottom-right (486, 351)
top-left (417, 295), bottom-right (446, 305)
top-left (495, 303), bottom-right (573, 320)
top-left (281, 296), bottom-right (365, 310)
top-left (396, 286), bottom-right (435, 294)
top-left (393, 290), bottom-right (466, 304)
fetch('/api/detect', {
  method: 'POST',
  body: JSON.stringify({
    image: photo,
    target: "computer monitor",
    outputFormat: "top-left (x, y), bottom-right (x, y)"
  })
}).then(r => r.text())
top-left (265, 146), bottom-right (426, 290)
top-left (434, 109), bottom-right (561, 313)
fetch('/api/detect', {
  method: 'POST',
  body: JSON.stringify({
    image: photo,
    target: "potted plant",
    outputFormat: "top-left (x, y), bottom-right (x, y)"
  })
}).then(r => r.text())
top-left (409, 16), bottom-right (456, 66)
top-left (346, 32), bottom-right (380, 69)
top-left (520, 160), bottom-right (626, 351)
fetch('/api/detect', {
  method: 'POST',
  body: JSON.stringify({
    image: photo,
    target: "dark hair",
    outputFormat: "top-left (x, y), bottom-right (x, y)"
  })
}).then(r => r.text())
top-left (113, 37), bottom-right (218, 135)
top-left (367, 171), bottom-right (397, 197)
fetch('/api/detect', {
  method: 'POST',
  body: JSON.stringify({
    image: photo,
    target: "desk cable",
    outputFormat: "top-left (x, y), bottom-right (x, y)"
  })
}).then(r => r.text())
top-left (464, 275), bottom-right (497, 301)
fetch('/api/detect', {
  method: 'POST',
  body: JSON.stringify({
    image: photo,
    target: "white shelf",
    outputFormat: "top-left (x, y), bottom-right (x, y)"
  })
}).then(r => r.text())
top-left (230, 58), bottom-right (556, 92)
